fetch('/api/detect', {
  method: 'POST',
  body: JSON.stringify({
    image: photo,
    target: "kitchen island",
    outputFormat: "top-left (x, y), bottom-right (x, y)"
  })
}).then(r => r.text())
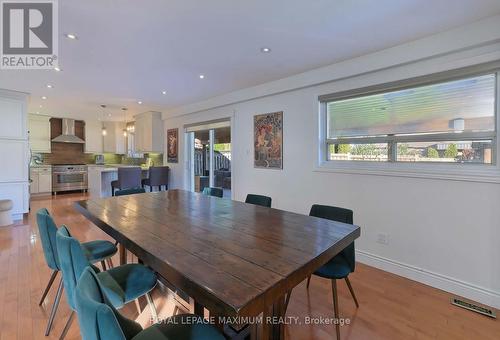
top-left (87, 165), bottom-right (148, 198)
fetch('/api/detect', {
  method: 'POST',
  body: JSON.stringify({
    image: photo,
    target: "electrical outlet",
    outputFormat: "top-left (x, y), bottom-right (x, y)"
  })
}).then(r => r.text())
top-left (377, 233), bottom-right (389, 245)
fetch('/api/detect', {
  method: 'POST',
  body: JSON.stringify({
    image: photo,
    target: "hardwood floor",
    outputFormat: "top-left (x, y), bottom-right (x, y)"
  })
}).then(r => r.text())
top-left (0, 193), bottom-right (498, 340)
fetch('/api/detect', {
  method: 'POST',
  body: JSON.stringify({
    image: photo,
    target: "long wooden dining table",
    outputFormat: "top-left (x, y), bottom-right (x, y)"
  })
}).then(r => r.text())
top-left (74, 189), bottom-right (360, 340)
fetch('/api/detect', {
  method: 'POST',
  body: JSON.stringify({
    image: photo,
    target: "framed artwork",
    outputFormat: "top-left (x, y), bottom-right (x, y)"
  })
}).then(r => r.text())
top-left (254, 111), bottom-right (283, 169)
top-left (167, 128), bottom-right (178, 163)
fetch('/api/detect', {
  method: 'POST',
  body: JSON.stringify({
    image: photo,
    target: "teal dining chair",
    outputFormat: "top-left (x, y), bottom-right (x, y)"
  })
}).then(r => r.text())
top-left (56, 226), bottom-right (159, 340)
top-left (202, 187), bottom-right (223, 198)
top-left (36, 208), bottom-right (118, 336)
top-left (245, 194), bottom-right (272, 208)
top-left (286, 204), bottom-right (358, 340)
top-left (75, 266), bottom-right (224, 340)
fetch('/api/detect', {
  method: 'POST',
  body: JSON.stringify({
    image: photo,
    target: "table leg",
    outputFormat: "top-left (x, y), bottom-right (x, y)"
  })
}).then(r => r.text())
top-left (119, 243), bottom-right (127, 265)
top-left (262, 295), bottom-right (286, 340)
top-left (194, 301), bottom-right (204, 318)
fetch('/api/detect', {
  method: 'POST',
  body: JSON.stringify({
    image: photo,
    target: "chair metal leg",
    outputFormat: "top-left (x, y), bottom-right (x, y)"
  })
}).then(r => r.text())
top-left (45, 277), bottom-right (64, 336)
top-left (306, 275), bottom-right (312, 289)
top-left (59, 311), bottom-right (75, 340)
top-left (331, 279), bottom-right (340, 340)
top-left (146, 292), bottom-right (159, 323)
top-left (106, 257), bottom-right (114, 269)
top-left (345, 276), bottom-right (359, 308)
top-left (100, 260), bottom-right (107, 271)
top-left (39, 270), bottom-right (58, 306)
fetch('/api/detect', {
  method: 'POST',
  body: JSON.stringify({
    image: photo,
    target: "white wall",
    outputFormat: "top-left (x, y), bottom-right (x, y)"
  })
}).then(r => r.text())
top-left (163, 17), bottom-right (500, 308)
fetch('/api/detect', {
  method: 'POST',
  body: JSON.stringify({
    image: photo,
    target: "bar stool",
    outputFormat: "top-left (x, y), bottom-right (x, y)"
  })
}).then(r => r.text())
top-left (142, 166), bottom-right (169, 192)
top-left (111, 167), bottom-right (142, 196)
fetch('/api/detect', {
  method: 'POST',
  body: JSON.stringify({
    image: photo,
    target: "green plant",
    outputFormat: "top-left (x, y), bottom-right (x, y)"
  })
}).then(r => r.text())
top-left (427, 147), bottom-right (439, 158)
top-left (444, 144), bottom-right (458, 158)
top-left (337, 144), bottom-right (351, 154)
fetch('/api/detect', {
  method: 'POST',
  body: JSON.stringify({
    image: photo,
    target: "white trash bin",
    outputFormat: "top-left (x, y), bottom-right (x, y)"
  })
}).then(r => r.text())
top-left (0, 200), bottom-right (13, 226)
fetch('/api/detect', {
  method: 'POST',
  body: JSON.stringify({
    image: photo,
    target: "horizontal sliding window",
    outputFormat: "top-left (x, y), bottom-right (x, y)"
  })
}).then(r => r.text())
top-left (324, 73), bottom-right (497, 165)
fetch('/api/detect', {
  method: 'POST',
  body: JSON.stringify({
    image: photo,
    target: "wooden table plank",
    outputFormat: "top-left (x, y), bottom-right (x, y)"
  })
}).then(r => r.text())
top-left (74, 189), bottom-right (361, 338)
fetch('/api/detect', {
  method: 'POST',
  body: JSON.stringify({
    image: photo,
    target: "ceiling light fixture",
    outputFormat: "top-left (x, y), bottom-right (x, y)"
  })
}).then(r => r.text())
top-left (54, 66), bottom-right (61, 72)
top-left (260, 47), bottom-right (271, 53)
top-left (100, 105), bottom-right (107, 136)
top-left (39, 105), bottom-right (43, 108)
top-left (122, 108), bottom-right (128, 137)
top-left (65, 33), bottom-right (77, 40)
top-left (199, 74), bottom-right (205, 79)
top-left (162, 90), bottom-right (167, 95)
top-left (137, 101), bottom-right (143, 105)
top-left (41, 96), bottom-right (47, 100)
top-left (47, 84), bottom-right (53, 88)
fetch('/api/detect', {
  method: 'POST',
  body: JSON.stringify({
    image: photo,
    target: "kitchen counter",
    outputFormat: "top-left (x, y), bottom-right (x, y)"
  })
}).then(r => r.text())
top-left (87, 165), bottom-right (149, 198)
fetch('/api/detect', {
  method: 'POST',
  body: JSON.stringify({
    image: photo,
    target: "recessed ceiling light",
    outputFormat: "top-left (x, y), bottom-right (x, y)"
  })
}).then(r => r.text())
top-left (108, 113), bottom-right (112, 117)
top-left (199, 74), bottom-right (205, 79)
top-left (54, 66), bottom-right (61, 72)
top-left (47, 84), bottom-right (53, 88)
top-left (39, 105), bottom-right (43, 108)
top-left (65, 33), bottom-right (77, 40)
top-left (41, 96), bottom-right (47, 100)
top-left (260, 47), bottom-right (271, 53)
top-left (162, 90), bottom-right (167, 95)
top-left (137, 101), bottom-right (143, 105)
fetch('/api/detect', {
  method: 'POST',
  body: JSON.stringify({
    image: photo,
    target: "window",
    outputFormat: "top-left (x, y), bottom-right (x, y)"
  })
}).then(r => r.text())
top-left (323, 73), bottom-right (497, 165)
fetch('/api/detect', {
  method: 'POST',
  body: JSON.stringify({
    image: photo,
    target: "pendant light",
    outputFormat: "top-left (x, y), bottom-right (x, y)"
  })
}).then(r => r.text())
top-left (100, 105), bottom-right (107, 136)
top-left (122, 107), bottom-right (128, 137)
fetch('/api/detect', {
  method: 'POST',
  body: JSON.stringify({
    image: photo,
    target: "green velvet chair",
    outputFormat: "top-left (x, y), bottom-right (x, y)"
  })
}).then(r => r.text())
top-left (75, 266), bottom-right (224, 340)
top-left (245, 194), bottom-right (272, 208)
top-left (202, 187), bottom-right (223, 198)
top-left (56, 226), bottom-right (158, 340)
top-left (115, 188), bottom-right (146, 196)
top-left (287, 204), bottom-right (358, 340)
top-left (36, 208), bottom-right (118, 336)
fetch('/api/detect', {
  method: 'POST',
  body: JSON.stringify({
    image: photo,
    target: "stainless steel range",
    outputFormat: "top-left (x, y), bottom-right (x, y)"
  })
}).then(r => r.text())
top-left (52, 164), bottom-right (88, 195)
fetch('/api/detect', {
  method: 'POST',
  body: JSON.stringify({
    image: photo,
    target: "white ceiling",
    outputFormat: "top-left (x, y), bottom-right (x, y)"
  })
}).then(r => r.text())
top-left (1, 0), bottom-right (500, 121)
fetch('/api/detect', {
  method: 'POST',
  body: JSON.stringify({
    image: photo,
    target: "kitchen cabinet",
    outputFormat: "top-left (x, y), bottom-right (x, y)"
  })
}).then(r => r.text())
top-left (103, 121), bottom-right (126, 154)
top-left (28, 114), bottom-right (51, 153)
top-left (0, 90), bottom-right (29, 221)
top-left (84, 120), bottom-right (103, 153)
top-left (0, 90), bottom-right (27, 140)
top-left (30, 166), bottom-right (52, 195)
top-left (134, 111), bottom-right (163, 153)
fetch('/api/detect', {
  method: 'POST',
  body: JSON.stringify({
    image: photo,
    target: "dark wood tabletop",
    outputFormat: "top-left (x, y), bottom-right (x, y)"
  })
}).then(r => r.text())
top-left (75, 189), bottom-right (360, 339)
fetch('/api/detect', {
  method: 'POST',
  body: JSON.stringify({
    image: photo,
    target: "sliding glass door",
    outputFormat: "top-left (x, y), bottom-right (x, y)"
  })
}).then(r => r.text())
top-left (186, 120), bottom-right (231, 198)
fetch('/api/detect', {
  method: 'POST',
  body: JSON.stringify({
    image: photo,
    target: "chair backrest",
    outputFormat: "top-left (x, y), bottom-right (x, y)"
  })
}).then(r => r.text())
top-left (309, 204), bottom-right (355, 272)
top-left (117, 167), bottom-right (142, 190)
top-left (114, 188), bottom-right (146, 196)
top-left (202, 187), bottom-right (223, 198)
top-left (36, 208), bottom-right (60, 270)
top-left (245, 194), bottom-right (272, 208)
top-left (75, 267), bottom-right (142, 340)
top-left (56, 226), bottom-right (90, 310)
top-left (148, 166), bottom-right (169, 186)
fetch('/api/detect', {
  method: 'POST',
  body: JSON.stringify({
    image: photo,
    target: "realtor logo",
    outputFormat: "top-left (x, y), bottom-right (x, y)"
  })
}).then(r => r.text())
top-left (1, 0), bottom-right (58, 69)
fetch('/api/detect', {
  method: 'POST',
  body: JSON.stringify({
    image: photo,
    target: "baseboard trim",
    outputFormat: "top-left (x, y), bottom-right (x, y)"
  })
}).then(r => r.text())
top-left (356, 250), bottom-right (500, 309)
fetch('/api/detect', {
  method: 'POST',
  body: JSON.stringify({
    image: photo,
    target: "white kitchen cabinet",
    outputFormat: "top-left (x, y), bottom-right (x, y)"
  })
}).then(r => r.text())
top-left (84, 120), bottom-right (103, 153)
top-left (0, 90), bottom-right (27, 140)
top-left (0, 138), bottom-right (29, 183)
top-left (103, 121), bottom-right (126, 154)
top-left (134, 111), bottom-right (163, 153)
top-left (28, 114), bottom-right (51, 153)
top-left (30, 166), bottom-right (52, 195)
